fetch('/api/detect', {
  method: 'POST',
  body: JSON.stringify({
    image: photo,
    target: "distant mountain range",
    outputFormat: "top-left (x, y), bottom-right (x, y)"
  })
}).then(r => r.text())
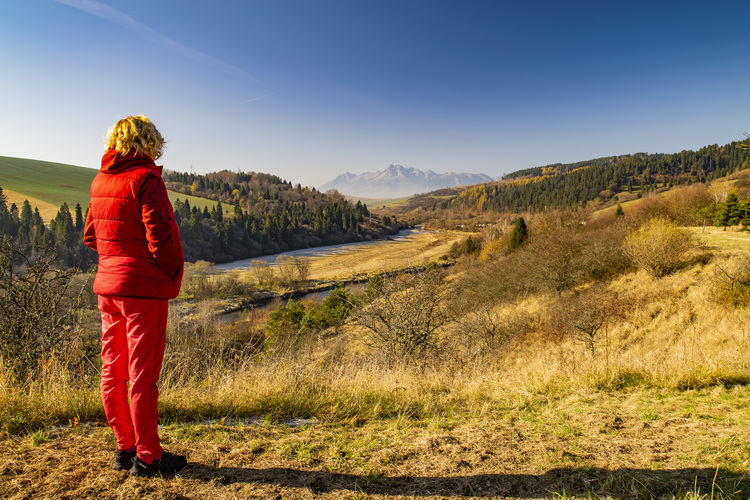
top-left (319, 165), bottom-right (495, 199)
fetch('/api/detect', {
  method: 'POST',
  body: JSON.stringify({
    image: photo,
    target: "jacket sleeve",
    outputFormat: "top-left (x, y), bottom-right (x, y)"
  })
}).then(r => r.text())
top-left (140, 175), bottom-right (182, 278)
top-left (83, 202), bottom-right (97, 252)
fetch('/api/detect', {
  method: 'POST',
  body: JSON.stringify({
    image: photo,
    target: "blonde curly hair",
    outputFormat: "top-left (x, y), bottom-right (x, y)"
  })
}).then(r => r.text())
top-left (104, 115), bottom-right (165, 160)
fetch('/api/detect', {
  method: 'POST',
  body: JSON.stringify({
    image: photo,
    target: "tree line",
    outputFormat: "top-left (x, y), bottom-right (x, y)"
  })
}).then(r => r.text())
top-left (164, 168), bottom-right (404, 263)
top-left (0, 187), bottom-right (95, 269)
top-left (446, 141), bottom-right (750, 213)
top-left (0, 166), bottom-right (402, 268)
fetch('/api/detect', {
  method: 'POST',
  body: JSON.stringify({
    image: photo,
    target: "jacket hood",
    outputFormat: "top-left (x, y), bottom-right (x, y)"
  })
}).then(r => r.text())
top-left (101, 149), bottom-right (162, 175)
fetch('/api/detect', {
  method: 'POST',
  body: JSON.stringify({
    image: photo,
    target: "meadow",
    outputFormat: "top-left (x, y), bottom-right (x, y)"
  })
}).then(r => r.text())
top-left (0, 156), bottom-right (219, 220)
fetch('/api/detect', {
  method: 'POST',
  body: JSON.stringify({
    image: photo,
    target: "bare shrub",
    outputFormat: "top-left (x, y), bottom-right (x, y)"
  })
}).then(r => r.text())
top-left (355, 269), bottom-right (455, 362)
top-left (217, 269), bottom-right (256, 296)
top-left (274, 255), bottom-right (310, 286)
top-left (250, 259), bottom-right (274, 286)
top-left (713, 256), bottom-right (750, 307)
top-left (579, 218), bottom-right (632, 281)
top-left (623, 217), bottom-right (694, 278)
top-left (628, 195), bottom-right (674, 223)
top-left (0, 243), bottom-right (86, 382)
top-left (182, 262), bottom-right (255, 297)
top-left (453, 248), bottom-right (531, 309)
top-left (547, 286), bottom-right (621, 358)
top-left (668, 184), bottom-right (713, 226)
top-left (457, 305), bottom-right (534, 363)
top-left (181, 260), bottom-right (214, 299)
top-left (292, 256), bottom-right (311, 282)
top-left (275, 254), bottom-right (296, 285)
top-left (526, 228), bottom-right (586, 295)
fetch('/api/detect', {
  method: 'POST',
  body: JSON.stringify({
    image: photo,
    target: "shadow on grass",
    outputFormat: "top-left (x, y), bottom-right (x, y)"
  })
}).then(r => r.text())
top-left (181, 464), bottom-right (748, 498)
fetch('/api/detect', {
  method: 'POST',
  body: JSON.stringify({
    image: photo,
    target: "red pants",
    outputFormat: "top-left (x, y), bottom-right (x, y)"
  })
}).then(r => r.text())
top-left (99, 295), bottom-right (168, 465)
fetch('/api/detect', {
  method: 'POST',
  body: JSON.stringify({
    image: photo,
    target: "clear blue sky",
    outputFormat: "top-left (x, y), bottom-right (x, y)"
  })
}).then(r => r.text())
top-left (1, 0), bottom-right (749, 187)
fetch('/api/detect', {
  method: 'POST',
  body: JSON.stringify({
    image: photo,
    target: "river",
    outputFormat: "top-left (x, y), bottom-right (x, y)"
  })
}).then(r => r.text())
top-left (214, 228), bottom-right (422, 271)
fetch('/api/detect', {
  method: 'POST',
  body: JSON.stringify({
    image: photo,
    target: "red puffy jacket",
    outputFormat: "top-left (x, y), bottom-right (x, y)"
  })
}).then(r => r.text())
top-left (84, 149), bottom-right (184, 299)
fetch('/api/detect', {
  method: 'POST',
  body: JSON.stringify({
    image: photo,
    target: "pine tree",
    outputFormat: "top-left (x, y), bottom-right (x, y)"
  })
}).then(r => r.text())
top-left (508, 217), bottom-right (528, 252)
top-left (74, 203), bottom-right (84, 232)
top-left (614, 203), bottom-right (625, 218)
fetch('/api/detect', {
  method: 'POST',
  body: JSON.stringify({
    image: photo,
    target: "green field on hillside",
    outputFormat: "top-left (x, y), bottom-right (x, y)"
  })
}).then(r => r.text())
top-left (0, 156), bottom-right (97, 209)
top-left (0, 156), bottom-right (219, 218)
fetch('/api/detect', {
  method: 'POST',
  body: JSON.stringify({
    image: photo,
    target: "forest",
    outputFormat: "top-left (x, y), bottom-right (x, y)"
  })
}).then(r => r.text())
top-left (443, 141), bottom-right (750, 214)
top-left (164, 169), bottom-right (400, 263)
top-left (0, 168), bottom-right (405, 269)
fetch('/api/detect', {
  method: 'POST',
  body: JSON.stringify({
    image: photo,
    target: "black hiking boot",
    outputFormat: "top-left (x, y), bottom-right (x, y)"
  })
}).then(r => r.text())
top-left (129, 451), bottom-right (187, 477)
top-left (113, 449), bottom-right (136, 471)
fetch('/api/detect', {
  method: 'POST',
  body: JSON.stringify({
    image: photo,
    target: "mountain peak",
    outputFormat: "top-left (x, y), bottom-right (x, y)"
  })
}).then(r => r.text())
top-left (319, 165), bottom-right (493, 198)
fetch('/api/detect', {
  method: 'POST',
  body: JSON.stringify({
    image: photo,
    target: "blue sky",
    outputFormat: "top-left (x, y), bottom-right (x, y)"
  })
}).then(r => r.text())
top-left (1, 0), bottom-right (749, 188)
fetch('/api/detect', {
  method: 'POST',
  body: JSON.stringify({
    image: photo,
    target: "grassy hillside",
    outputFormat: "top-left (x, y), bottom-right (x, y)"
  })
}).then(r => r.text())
top-left (0, 156), bottom-right (97, 211)
top-left (0, 156), bottom-right (218, 220)
top-left (2, 224), bottom-right (749, 498)
top-left (2, 158), bottom-right (750, 498)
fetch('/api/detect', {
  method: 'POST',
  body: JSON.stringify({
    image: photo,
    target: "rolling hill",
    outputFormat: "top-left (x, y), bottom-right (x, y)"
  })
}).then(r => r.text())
top-left (0, 156), bottom-right (218, 220)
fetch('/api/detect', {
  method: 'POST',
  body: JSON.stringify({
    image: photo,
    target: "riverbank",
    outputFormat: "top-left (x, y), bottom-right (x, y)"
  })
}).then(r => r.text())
top-left (203, 229), bottom-right (470, 316)
top-left (215, 229), bottom-right (424, 271)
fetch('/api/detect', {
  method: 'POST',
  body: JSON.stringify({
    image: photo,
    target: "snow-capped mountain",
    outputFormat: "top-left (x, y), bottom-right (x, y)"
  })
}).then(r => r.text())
top-left (319, 165), bottom-right (494, 199)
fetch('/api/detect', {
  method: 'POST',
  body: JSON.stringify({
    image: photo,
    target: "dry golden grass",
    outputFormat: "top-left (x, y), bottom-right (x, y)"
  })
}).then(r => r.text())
top-left (305, 230), bottom-right (470, 281)
top-left (2, 188), bottom-right (61, 221)
top-left (2, 379), bottom-right (748, 499)
top-left (3, 228), bottom-right (750, 498)
top-left (689, 226), bottom-right (750, 253)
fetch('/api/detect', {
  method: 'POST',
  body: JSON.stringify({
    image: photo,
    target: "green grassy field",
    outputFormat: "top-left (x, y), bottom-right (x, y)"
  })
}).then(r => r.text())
top-left (0, 156), bottom-right (97, 209)
top-left (0, 156), bottom-right (219, 218)
top-left (346, 195), bottom-right (412, 208)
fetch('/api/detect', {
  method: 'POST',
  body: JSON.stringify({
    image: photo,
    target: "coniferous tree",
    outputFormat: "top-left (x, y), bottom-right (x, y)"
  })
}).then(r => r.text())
top-left (508, 217), bottom-right (528, 252)
top-left (74, 203), bottom-right (84, 232)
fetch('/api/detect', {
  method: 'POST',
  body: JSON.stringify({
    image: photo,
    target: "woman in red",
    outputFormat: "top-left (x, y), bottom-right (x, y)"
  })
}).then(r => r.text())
top-left (84, 115), bottom-right (186, 476)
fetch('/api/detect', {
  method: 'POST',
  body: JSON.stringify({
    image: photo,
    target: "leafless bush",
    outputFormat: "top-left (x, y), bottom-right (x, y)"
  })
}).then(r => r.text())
top-left (183, 261), bottom-right (255, 297)
top-left (217, 270), bottom-right (256, 296)
top-left (0, 243), bottom-right (86, 382)
top-left (628, 195), bottom-right (675, 223)
top-left (713, 256), bottom-right (750, 307)
top-left (274, 255), bottom-right (310, 286)
top-left (526, 228), bottom-right (586, 295)
top-left (275, 255), bottom-right (296, 284)
top-left (668, 184), bottom-right (713, 226)
top-left (250, 259), bottom-right (274, 286)
top-left (546, 286), bottom-right (621, 357)
top-left (579, 218), bottom-right (632, 281)
top-left (355, 269), bottom-right (455, 362)
top-left (623, 217), bottom-right (694, 278)
top-left (181, 260), bottom-right (214, 299)
top-left (457, 304), bottom-right (534, 363)
top-left (292, 256), bottom-right (311, 282)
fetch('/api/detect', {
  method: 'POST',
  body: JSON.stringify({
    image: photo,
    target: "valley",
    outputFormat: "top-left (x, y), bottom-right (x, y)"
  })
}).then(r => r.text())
top-left (2, 151), bottom-right (750, 499)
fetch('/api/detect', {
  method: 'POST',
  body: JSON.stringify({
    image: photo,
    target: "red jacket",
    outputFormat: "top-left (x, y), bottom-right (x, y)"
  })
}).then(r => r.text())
top-left (84, 149), bottom-right (184, 299)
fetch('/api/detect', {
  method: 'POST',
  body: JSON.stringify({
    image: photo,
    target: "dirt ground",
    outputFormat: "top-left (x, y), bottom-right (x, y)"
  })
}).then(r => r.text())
top-left (3, 387), bottom-right (748, 500)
